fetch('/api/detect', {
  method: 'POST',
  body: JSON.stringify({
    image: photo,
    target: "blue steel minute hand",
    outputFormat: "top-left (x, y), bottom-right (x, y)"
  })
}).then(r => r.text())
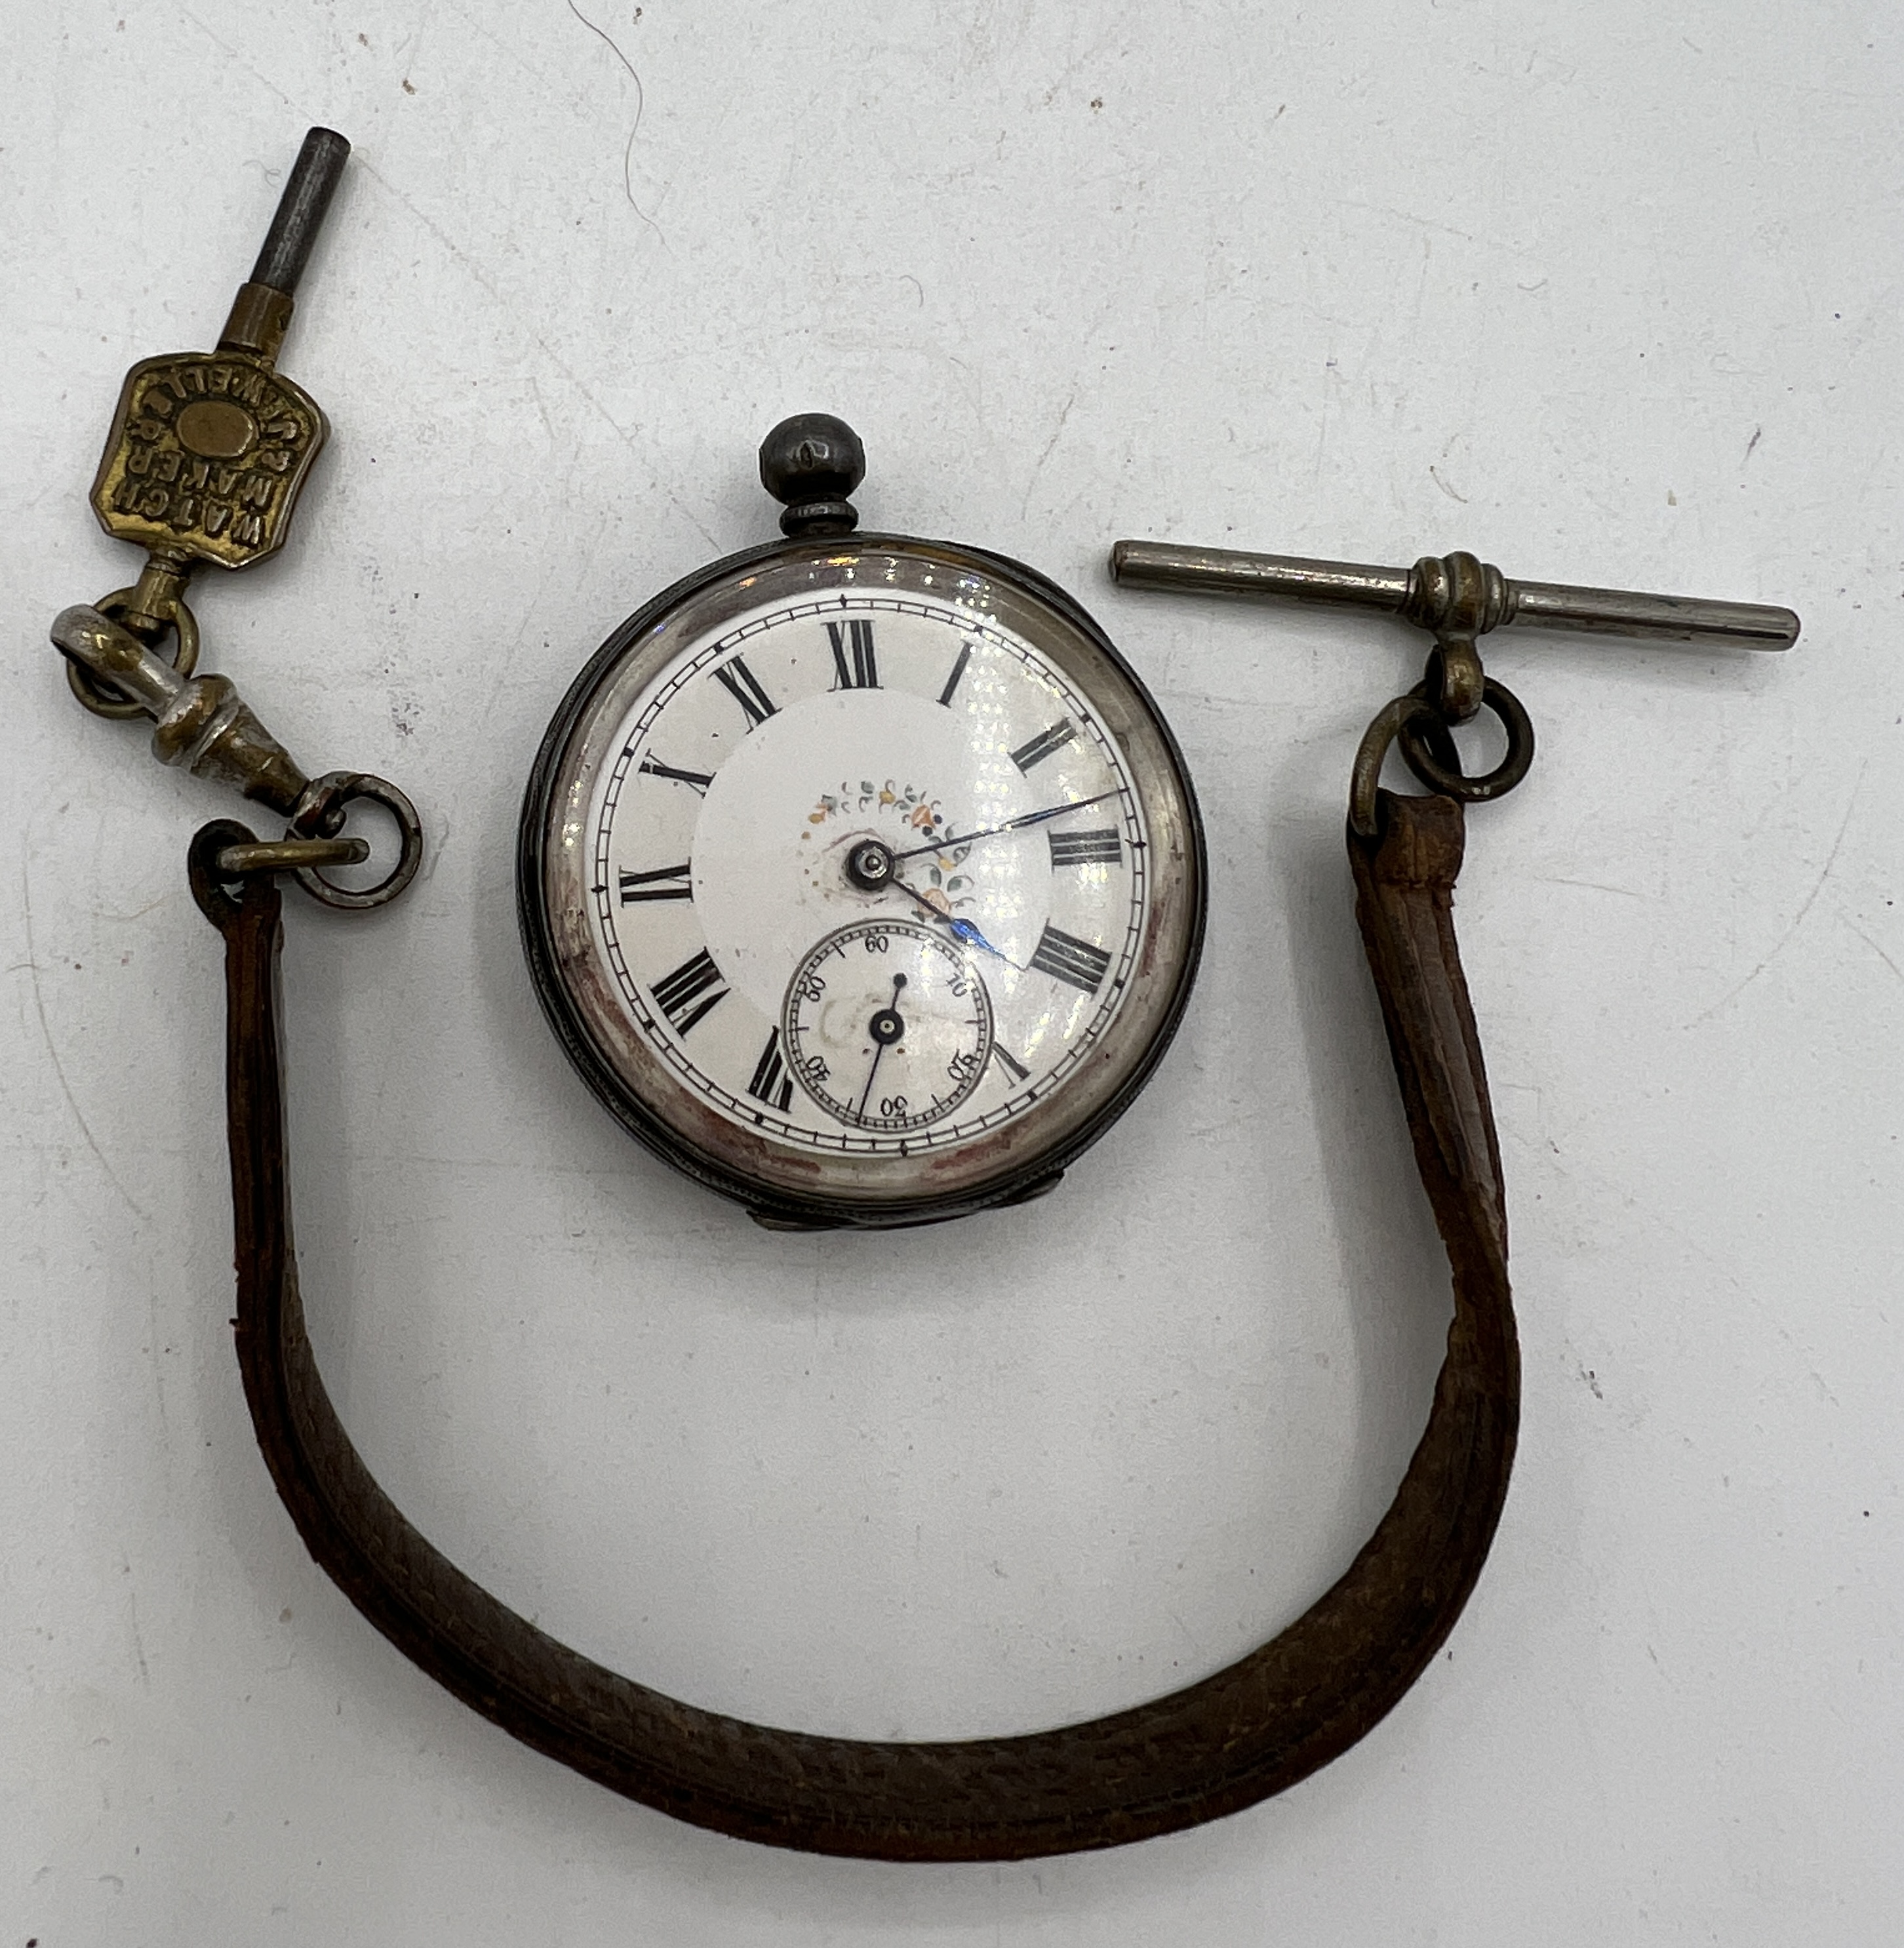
top-left (887, 787), bottom-right (1122, 863)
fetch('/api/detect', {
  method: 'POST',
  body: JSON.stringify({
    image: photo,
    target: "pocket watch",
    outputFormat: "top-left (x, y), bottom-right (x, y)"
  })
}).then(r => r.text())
top-left (517, 415), bottom-right (1206, 1229)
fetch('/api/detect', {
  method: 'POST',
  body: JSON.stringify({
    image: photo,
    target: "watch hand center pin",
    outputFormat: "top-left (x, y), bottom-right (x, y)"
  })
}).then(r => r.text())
top-left (844, 839), bottom-right (896, 892)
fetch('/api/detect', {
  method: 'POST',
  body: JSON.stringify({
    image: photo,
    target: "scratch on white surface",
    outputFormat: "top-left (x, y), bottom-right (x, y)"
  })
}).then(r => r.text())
top-left (1687, 763), bottom-right (1865, 1027)
top-left (565, 0), bottom-right (665, 241)
top-left (1842, 915), bottom-right (1904, 988)
top-left (479, 522), bottom-right (599, 740)
top-left (1429, 464), bottom-right (1467, 504)
top-left (16, 860), bottom-right (146, 1222)
top-left (1339, 199), bottom-right (1480, 247)
top-left (349, 158), bottom-right (718, 551)
top-left (91, 892), bottom-right (169, 924)
top-left (124, 1566), bottom-right (150, 1688)
top-left (178, 7), bottom-right (295, 109)
top-left (1541, 877), bottom-right (1644, 900)
top-left (169, 6), bottom-right (707, 540)
top-left (527, 373), bottom-right (560, 448)
top-left (143, 17), bottom-right (690, 549)
top-left (1020, 390), bottom-right (1077, 516)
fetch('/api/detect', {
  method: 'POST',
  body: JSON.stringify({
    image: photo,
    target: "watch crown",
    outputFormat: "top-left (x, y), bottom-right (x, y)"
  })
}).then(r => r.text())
top-left (759, 413), bottom-right (865, 538)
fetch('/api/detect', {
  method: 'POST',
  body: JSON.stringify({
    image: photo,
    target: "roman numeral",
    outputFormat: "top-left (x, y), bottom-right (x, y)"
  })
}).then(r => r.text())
top-left (712, 656), bottom-right (777, 728)
top-left (650, 949), bottom-right (728, 1036)
top-left (1048, 827), bottom-right (1122, 867)
top-left (989, 1043), bottom-right (1030, 1084)
top-left (938, 643), bottom-right (973, 707)
top-left (826, 618), bottom-right (879, 688)
top-left (1028, 922), bottom-right (1111, 993)
top-left (747, 1029), bottom-right (795, 1112)
top-left (639, 755), bottom-right (714, 792)
top-left (618, 862), bottom-right (692, 903)
top-left (1009, 719), bottom-right (1077, 773)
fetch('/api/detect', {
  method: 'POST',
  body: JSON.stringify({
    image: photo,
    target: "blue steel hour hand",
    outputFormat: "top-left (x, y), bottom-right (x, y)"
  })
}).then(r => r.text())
top-left (890, 874), bottom-right (1020, 970)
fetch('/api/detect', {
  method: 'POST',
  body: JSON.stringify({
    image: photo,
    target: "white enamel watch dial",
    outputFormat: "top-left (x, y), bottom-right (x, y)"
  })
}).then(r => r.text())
top-left (521, 424), bottom-right (1203, 1227)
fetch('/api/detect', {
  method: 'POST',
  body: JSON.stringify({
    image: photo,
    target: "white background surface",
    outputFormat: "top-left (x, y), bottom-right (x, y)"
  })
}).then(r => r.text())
top-left (4, 1), bottom-right (1900, 1940)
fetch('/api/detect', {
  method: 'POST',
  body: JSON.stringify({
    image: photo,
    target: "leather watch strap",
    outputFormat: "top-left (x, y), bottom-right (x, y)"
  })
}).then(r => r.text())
top-left (186, 784), bottom-right (1518, 1861)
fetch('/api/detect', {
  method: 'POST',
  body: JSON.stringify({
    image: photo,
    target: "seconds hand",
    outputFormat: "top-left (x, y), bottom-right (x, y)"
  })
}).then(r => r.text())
top-left (888, 787), bottom-right (1124, 862)
top-left (855, 973), bottom-right (908, 1121)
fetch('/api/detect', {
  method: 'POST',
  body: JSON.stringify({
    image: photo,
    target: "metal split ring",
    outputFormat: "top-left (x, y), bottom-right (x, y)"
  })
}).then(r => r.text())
top-left (287, 771), bottom-right (425, 909)
top-left (1399, 677), bottom-right (1536, 803)
top-left (67, 588), bottom-right (201, 719)
top-left (1349, 677), bottom-right (1536, 838)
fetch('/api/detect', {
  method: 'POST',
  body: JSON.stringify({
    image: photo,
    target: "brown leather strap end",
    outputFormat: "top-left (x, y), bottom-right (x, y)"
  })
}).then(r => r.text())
top-left (1349, 788), bottom-right (1517, 1387)
top-left (189, 800), bottom-right (1520, 1860)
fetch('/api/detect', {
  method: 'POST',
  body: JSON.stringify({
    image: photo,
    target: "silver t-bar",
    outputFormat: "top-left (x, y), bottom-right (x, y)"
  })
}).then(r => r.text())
top-left (1109, 541), bottom-right (1800, 650)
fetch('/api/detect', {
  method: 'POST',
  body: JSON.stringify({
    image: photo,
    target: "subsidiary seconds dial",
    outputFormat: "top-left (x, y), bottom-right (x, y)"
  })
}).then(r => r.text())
top-left (782, 921), bottom-right (995, 1134)
top-left (520, 416), bottom-right (1205, 1228)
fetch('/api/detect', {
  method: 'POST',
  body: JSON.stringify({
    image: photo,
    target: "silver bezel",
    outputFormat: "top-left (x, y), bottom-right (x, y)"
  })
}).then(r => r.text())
top-left (521, 534), bottom-right (1204, 1225)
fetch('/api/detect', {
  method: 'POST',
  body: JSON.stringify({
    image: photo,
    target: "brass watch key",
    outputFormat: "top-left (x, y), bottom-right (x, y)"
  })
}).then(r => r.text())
top-left (73, 125), bottom-right (349, 717)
